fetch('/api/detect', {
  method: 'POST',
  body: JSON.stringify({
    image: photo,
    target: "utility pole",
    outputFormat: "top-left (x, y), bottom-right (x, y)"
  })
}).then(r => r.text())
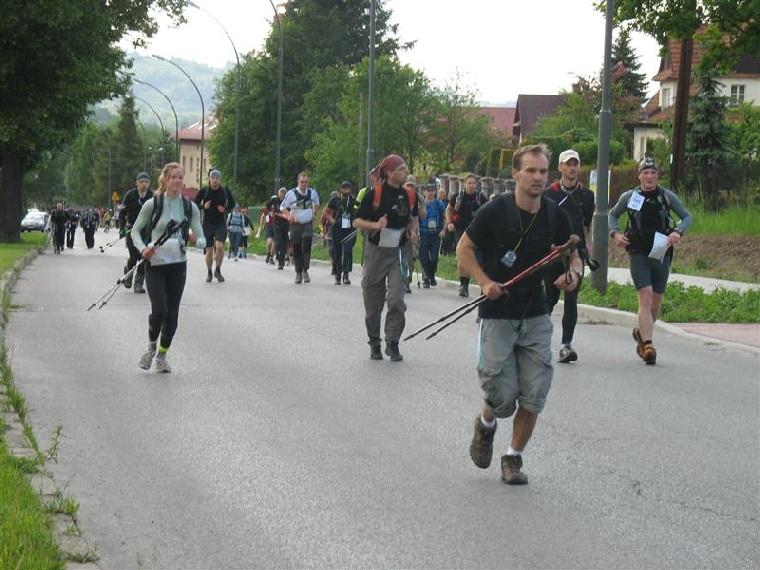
top-left (590, 0), bottom-right (614, 294)
top-left (365, 0), bottom-right (376, 188)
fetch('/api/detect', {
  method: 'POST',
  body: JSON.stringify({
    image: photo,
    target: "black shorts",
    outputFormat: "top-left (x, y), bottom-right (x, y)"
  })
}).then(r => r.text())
top-left (203, 221), bottom-right (227, 246)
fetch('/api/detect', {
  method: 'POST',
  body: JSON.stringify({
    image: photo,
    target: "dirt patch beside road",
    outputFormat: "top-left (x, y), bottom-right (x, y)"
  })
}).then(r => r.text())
top-left (607, 235), bottom-right (760, 283)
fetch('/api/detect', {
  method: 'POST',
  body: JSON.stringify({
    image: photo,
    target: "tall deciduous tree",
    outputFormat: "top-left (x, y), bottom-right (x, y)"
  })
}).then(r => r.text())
top-left (210, 0), bottom-right (403, 203)
top-left (0, 0), bottom-right (184, 240)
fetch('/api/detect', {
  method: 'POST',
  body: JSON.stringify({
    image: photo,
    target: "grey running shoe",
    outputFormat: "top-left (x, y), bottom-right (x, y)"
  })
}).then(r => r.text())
top-left (303, 270), bottom-right (311, 283)
top-left (469, 415), bottom-right (496, 469)
top-left (558, 344), bottom-right (578, 363)
top-left (501, 454), bottom-right (528, 485)
top-left (154, 353), bottom-right (171, 373)
top-left (138, 347), bottom-right (156, 370)
top-left (385, 342), bottom-right (403, 362)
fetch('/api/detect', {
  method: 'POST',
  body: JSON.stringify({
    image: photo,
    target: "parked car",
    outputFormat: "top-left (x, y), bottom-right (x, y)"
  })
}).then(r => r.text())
top-left (21, 211), bottom-right (48, 232)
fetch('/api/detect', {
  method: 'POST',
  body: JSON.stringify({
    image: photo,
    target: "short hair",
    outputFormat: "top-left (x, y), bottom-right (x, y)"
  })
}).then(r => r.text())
top-left (297, 171), bottom-right (310, 181)
top-left (463, 173), bottom-right (478, 183)
top-left (512, 144), bottom-right (551, 170)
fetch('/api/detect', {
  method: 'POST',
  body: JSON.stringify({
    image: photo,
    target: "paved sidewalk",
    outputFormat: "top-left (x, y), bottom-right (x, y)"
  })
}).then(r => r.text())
top-left (601, 266), bottom-right (759, 350)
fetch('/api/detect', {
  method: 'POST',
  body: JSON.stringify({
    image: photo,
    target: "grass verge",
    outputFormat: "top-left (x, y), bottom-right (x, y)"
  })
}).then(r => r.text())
top-left (0, 233), bottom-right (48, 276)
top-left (243, 234), bottom-right (759, 322)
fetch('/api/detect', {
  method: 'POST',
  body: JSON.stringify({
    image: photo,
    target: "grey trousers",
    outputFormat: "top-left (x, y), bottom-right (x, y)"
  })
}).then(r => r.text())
top-left (361, 241), bottom-right (406, 345)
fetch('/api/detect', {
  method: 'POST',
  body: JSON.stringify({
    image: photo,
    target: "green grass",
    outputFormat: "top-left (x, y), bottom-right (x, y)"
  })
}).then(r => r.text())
top-left (0, 233), bottom-right (48, 275)
top-left (578, 280), bottom-right (760, 323)
top-left (682, 203), bottom-right (760, 236)
top-left (0, 439), bottom-right (64, 570)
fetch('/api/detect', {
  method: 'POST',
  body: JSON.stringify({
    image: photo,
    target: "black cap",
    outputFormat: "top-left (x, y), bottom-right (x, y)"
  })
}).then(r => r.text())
top-left (136, 172), bottom-right (150, 181)
top-left (638, 157), bottom-right (658, 173)
top-left (340, 180), bottom-right (353, 188)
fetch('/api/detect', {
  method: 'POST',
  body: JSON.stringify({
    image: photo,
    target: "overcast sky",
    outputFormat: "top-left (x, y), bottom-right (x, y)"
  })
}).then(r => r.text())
top-left (127, 0), bottom-right (662, 104)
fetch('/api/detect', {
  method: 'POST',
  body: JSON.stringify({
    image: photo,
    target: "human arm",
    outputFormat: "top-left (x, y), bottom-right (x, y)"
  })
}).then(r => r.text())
top-left (189, 202), bottom-right (206, 249)
top-left (457, 232), bottom-right (503, 300)
top-left (663, 189), bottom-right (693, 246)
top-left (608, 190), bottom-right (633, 247)
top-left (130, 198), bottom-right (155, 257)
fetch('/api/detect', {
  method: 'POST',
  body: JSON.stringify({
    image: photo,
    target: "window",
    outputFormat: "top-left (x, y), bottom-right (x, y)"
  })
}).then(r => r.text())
top-left (730, 85), bottom-right (746, 106)
top-left (190, 157), bottom-right (194, 172)
top-left (182, 156), bottom-right (186, 170)
top-left (661, 87), bottom-right (672, 108)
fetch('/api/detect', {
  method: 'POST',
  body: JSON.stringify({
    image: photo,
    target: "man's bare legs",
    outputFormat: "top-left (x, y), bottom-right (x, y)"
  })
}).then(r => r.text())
top-left (481, 404), bottom-right (537, 453)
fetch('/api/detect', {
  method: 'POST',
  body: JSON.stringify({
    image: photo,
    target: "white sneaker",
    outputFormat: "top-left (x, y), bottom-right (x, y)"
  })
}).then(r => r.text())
top-left (154, 353), bottom-right (172, 373)
top-left (138, 349), bottom-right (155, 370)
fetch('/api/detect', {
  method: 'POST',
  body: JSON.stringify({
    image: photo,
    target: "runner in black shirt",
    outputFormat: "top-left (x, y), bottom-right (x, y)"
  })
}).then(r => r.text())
top-left (447, 173), bottom-right (486, 297)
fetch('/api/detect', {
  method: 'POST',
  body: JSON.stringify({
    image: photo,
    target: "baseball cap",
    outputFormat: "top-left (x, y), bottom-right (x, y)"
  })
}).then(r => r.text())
top-left (405, 175), bottom-right (418, 187)
top-left (558, 149), bottom-right (580, 166)
top-left (638, 157), bottom-right (658, 173)
top-left (340, 180), bottom-right (353, 188)
top-left (136, 172), bottom-right (150, 181)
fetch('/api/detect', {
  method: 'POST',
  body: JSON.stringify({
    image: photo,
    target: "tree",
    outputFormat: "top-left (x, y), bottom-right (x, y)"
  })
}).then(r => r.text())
top-left (0, 0), bottom-right (184, 241)
top-left (22, 149), bottom-right (71, 208)
top-left (730, 102), bottom-right (760, 197)
top-left (305, 56), bottom-right (436, 192)
top-left (113, 95), bottom-right (145, 192)
top-left (685, 72), bottom-right (732, 209)
top-left (426, 73), bottom-right (495, 173)
top-left (610, 0), bottom-right (760, 189)
top-left (611, 29), bottom-right (648, 101)
top-left (210, 0), bottom-right (403, 203)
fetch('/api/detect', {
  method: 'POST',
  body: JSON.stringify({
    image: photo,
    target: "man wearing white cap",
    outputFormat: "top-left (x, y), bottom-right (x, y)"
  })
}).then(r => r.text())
top-left (543, 149), bottom-right (595, 363)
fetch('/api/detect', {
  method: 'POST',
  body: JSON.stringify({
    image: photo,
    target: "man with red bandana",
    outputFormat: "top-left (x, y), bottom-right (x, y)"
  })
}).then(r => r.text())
top-left (353, 154), bottom-right (418, 362)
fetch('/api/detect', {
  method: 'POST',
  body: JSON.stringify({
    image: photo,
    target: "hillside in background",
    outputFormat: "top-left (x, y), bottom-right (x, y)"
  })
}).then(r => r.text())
top-left (94, 53), bottom-right (227, 128)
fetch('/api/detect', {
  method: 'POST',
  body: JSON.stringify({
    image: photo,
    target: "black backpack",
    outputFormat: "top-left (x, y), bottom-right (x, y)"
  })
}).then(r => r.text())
top-left (141, 193), bottom-right (192, 244)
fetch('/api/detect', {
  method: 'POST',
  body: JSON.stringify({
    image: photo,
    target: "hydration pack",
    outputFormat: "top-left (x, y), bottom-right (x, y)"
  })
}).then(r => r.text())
top-left (142, 194), bottom-right (192, 245)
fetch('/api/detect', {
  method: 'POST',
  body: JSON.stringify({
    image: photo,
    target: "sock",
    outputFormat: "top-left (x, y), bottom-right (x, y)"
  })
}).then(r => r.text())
top-left (148, 340), bottom-right (157, 353)
top-left (480, 415), bottom-right (496, 429)
top-left (158, 344), bottom-right (169, 355)
top-left (506, 447), bottom-right (521, 456)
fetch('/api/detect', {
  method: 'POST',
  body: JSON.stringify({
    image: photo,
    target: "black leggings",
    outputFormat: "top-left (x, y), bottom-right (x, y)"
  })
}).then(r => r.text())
top-left (545, 270), bottom-right (582, 345)
top-left (145, 261), bottom-right (187, 349)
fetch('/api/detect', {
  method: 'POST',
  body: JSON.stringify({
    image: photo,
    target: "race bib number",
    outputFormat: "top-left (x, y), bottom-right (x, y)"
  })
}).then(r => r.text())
top-left (427, 218), bottom-right (438, 229)
top-left (628, 192), bottom-right (644, 212)
top-left (341, 215), bottom-right (351, 229)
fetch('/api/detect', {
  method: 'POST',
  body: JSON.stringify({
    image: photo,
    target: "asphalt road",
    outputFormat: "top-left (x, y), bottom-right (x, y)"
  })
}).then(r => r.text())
top-left (7, 230), bottom-right (759, 569)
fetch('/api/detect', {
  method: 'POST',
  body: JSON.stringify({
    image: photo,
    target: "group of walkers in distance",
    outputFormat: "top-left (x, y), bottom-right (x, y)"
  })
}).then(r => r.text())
top-left (47, 204), bottom-right (114, 253)
top-left (55, 142), bottom-right (691, 485)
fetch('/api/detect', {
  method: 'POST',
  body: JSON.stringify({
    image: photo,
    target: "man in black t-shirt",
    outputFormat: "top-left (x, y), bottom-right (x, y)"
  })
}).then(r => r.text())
top-left (354, 154), bottom-right (418, 362)
top-left (457, 144), bottom-right (582, 485)
top-left (194, 169), bottom-right (235, 283)
top-left (268, 188), bottom-right (290, 269)
top-left (326, 181), bottom-right (356, 285)
top-left (542, 149), bottom-right (595, 363)
top-left (447, 173), bottom-right (486, 297)
top-left (121, 172), bottom-right (154, 292)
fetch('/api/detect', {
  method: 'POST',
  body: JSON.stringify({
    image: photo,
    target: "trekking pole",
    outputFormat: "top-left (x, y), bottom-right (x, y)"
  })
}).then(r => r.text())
top-left (87, 220), bottom-right (184, 311)
top-left (404, 235), bottom-right (580, 341)
top-left (99, 234), bottom-right (124, 253)
top-left (341, 228), bottom-right (359, 244)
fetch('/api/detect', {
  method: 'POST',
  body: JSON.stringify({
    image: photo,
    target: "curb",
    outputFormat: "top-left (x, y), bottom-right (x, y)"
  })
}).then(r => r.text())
top-left (282, 256), bottom-right (759, 356)
top-left (0, 241), bottom-right (101, 570)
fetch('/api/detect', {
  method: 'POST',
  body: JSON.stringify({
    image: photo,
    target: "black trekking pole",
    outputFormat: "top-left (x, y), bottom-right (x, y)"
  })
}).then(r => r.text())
top-left (404, 235), bottom-right (580, 341)
top-left (341, 228), bottom-right (359, 244)
top-left (87, 220), bottom-right (185, 311)
top-left (99, 234), bottom-right (125, 253)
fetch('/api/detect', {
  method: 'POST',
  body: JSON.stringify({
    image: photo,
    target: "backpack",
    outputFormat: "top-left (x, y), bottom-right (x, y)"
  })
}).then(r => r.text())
top-left (624, 187), bottom-right (674, 251)
top-left (142, 193), bottom-right (192, 244)
top-left (372, 184), bottom-right (416, 211)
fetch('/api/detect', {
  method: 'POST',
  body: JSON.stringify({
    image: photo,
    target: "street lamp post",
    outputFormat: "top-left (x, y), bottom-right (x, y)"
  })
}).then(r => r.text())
top-left (153, 54), bottom-right (205, 189)
top-left (131, 77), bottom-right (180, 161)
top-left (365, 0), bottom-right (376, 188)
top-left (187, 1), bottom-right (241, 187)
top-left (590, 0), bottom-right (614, 293)
top-left (135, 96), bottom-right (166, 166)
top-left (268, 0), bottom-right (284, 192)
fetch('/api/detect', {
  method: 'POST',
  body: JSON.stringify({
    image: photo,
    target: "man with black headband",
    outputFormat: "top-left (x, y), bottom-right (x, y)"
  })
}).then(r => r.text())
top-left (121, 172), bottom-right (154, 293)
top-left (459, 144), bottom-right (582, 485)
top-left (609, 157), bottom-right (692, 365)
top-left (195, 169), bottom-right (235, 283)
top-left (354, 154), bottom-right (418, 362)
